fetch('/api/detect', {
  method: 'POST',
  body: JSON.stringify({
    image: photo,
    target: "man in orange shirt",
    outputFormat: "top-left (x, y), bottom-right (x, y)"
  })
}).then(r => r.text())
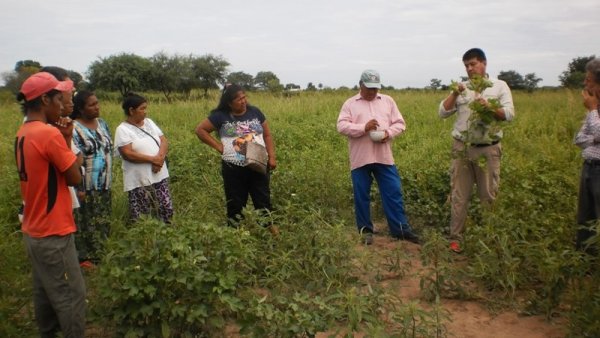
top-left (15, 72), bottom-right (85, 337)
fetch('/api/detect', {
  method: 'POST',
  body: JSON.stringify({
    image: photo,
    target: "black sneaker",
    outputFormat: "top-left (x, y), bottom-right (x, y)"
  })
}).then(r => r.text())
top-left (393, 231), bottom-right (420, 244)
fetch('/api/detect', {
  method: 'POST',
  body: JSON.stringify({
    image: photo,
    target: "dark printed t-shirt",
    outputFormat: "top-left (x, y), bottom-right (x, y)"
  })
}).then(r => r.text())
top-left (208, 105), bottom-right (267, 166)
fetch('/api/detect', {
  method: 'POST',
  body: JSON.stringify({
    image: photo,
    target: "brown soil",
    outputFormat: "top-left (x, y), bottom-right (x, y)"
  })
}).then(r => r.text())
top-left (315, 229), bottom-right (567, 338)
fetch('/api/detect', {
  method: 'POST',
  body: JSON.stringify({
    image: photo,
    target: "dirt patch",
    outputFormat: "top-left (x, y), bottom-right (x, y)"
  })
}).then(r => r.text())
top-left (339, 227), bottom-right (567, 338)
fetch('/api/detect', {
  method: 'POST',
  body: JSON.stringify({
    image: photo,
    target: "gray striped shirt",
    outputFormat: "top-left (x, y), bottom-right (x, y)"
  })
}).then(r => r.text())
top-left (575, 109), bottom-right (600, 160)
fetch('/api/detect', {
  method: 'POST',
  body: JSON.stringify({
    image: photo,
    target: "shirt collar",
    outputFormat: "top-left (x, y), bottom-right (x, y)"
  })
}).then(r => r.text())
top-left (355, 93), bottom-right (382, 101)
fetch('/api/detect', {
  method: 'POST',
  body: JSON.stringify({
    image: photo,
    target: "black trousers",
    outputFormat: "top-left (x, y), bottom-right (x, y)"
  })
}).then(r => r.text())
top-left (221, 161), bottom-right (272, 226)
top-left (577, 161), bottom-right (600, 255)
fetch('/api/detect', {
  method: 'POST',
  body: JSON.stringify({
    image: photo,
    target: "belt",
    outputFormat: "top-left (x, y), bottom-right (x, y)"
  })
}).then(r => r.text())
top-left (471, 140), bottom-right (500, 148)
top-left (584, 159), bottom-right (600, 166)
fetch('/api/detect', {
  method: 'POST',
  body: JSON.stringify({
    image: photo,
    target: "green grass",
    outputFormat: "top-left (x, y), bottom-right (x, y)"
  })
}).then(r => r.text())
top-left (1, 88), bottom-right (597, 336)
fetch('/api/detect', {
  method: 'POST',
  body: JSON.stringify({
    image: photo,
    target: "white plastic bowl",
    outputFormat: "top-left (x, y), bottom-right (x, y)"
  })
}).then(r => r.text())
top-left (369, 130), bottom-right (385, 142)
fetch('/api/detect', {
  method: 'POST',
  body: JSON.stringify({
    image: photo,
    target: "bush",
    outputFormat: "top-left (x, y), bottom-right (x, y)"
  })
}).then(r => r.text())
top-left (92, 218), bottom-right (255, 337)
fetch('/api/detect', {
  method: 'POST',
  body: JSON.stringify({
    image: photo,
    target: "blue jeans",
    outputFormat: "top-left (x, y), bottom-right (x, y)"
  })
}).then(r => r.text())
top-left (351, 163), bottom-right (411, 237)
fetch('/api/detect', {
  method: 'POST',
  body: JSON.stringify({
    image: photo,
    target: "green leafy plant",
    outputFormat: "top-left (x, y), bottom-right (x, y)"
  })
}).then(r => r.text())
top-left (566, 269), bottom-right (600, 337)
top-left (419, 229), bottom-right (468, 301)
top-left (384, 299), bottom-right (449, 338)
top-left (0, 230), bottom-right (35, 337)
top-left (91, 218), bottom-right (255, 337)
top-left (451, 75), bottom-right (505, 145)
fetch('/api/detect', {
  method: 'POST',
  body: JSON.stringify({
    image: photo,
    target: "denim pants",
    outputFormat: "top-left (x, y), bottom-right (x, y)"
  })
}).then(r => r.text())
top-left (351, 163), bottom-right (410, 237)
top-left (576, 161), bottom-right (600, 254)
top-left (221, 161), bottom-right (272, 226)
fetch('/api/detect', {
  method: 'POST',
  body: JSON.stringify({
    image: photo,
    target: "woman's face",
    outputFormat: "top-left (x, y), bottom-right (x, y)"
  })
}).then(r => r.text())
top-left (228, 91), bottom-right (247, 114)
top-left (129, 102), bottom-right (148, 122)
top-left (82, 95), bottom-right (100, 119)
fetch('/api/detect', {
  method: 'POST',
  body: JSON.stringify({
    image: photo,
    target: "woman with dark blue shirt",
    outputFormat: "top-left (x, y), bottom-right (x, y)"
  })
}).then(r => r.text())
top-left (195, 84), bottom-right (277, 231)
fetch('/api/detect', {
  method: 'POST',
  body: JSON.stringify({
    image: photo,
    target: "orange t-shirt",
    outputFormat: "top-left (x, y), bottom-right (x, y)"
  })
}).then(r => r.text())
top-left (15, 121), bottom-right (77, 237)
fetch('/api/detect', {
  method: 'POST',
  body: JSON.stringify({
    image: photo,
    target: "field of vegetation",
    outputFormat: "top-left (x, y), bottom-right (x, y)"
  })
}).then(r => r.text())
top-left (0, 89), bottom-right (598, 337)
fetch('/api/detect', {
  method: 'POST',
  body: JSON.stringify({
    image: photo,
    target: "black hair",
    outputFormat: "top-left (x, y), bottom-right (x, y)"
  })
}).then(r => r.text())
top-left (71, 90), bottom-right (95, 119)
top-left (16, 89), bottom-right (62, 115)
top-left (462, 48), bottom-right (487, 62)
top-left (40, 66), bottom-right (69, 81)
top-left (121, 92), bottom-right (147, 116)
top-left (212, 84), bottom-right (244, 113)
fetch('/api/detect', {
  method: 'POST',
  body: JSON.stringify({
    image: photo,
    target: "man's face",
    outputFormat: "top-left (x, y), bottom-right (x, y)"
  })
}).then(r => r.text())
top-left (463, 57), bottom-right (487, 79)
top-left (44, 92), bottom-right (64, 124)
top-left (359, 83), bottom-right (379, 101)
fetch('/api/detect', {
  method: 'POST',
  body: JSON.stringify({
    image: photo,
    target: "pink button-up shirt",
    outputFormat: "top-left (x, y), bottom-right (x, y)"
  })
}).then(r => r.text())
top-left (337, 93), bottom-right (406, 170)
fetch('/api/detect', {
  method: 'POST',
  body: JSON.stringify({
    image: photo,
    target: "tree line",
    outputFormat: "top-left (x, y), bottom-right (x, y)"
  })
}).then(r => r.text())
top-left (1, 54), bottom-right (596, 102)
top-left (1, 52), bottom-right (292, 102)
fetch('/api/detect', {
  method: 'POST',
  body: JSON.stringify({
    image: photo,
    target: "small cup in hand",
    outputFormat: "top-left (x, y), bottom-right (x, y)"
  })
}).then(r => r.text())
top-left (369, 130), bottom-right (385, 142)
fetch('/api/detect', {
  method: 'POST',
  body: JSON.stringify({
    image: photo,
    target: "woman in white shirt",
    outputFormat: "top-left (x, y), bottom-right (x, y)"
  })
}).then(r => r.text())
top-left (114, 93), bottom-right (173, 223)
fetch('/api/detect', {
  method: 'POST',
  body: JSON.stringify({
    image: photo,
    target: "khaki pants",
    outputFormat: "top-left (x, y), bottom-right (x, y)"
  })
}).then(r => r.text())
top-left (450, 140), bottom-right (502, 238)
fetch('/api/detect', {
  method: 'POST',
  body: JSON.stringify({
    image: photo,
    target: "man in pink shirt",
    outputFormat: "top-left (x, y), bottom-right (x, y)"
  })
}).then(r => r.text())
top-left (337, 69), bottom-right (419, 245)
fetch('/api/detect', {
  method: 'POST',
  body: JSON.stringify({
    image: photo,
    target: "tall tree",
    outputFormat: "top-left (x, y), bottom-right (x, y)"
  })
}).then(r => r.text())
top-left (284, 83), bottom-right (300, 90)
top-left (87, 53), bottom-right (153, 96)
top-left (498, 70), bottom-right (525, 90)
top-left (523, 73), bottom-right (543, 92)
top-left (67, 70), bottom-right (84, 89)
top-left (226, 71), bottom-right (255, 91)
top-left (14, 60), bottom-right (42, 72)
top-left (191, 54), bottom-right (230, 97)
top-left (428, 78), bottom-right (442, 90)
top-left (255, 71), bottom-right (281, 92)
top-left (149, 52), bottom-right (192, 102)
top-left (559, 55), bottom-right (595, 88)
top-left (2, 60), bottom-right (42, 94)
top-left (176, 55), bottom-right (198, 98)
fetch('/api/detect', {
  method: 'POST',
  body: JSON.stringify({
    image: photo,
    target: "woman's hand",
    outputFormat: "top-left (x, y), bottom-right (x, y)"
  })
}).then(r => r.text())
top-left (582, 90), bottom-right (598, 111)
top-left (195, 119), bottom-right (224, 154)
top-left (268, 157), bottom-right (277, 171)
top-left (150, 155), bottom-right (164, 173)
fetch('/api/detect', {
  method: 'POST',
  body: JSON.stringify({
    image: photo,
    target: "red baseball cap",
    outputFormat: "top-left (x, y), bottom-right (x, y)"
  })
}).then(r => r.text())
top-left (20, 72), bottom-right (74, 101)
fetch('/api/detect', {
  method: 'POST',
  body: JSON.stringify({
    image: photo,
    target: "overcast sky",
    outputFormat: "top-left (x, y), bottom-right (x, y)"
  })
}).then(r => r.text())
top-left (1, 0), bottom-right (598, 88)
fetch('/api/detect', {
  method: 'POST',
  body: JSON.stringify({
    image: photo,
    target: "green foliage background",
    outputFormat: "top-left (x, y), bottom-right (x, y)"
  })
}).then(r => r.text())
top-left (0, 89), bottom-right (597, 337)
